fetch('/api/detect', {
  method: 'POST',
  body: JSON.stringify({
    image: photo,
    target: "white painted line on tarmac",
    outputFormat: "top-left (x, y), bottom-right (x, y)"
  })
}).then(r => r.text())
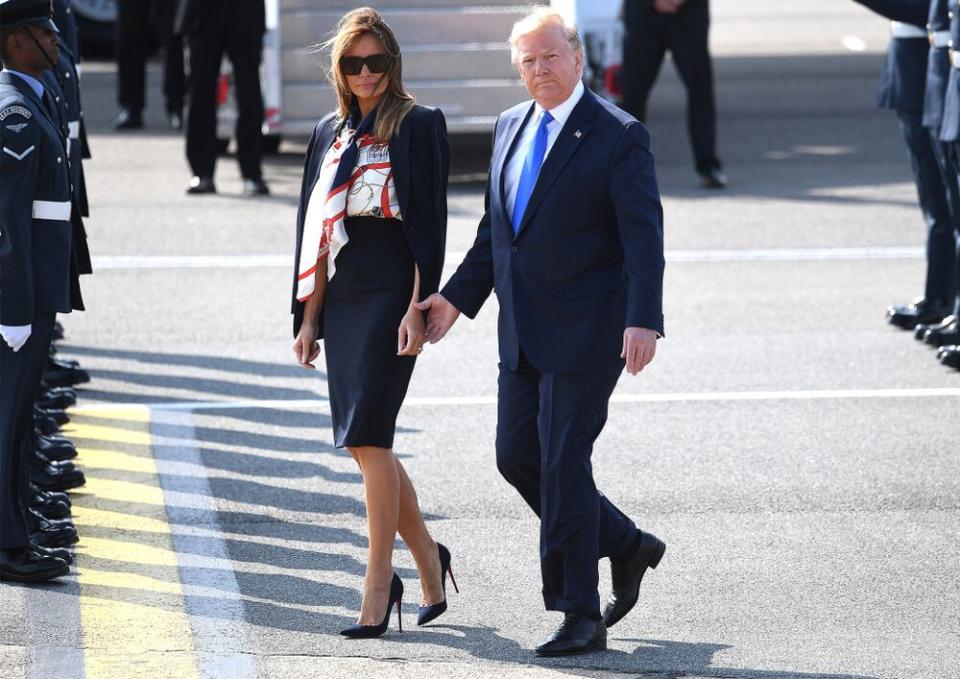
top-left (151, 409), bottom-right (256, 679)
top-left (72, 386), bottom-right (960, 414)
top-left (90, 246), bottom-right (924, 271)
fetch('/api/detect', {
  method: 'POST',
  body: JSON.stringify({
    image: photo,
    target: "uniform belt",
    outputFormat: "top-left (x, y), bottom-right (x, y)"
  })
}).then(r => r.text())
top-left (928, 29), bottom-right (951, 48)
top-left (68, 121), bottom-right (80, 139)
top-left (952, 49), bottom-right (960, 69)
top-left (32, 200), bottom-right (71, 221)
top-left (890, 21), bottom-right (928, 39)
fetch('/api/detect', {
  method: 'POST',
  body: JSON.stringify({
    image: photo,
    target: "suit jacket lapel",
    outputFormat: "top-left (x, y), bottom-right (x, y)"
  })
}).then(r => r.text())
top-left (389, 118), bottom-right (412, 222)
top-left (493, 103), bottom-right (534, 223)
top-left (514, 90), bottom-right (597, 239)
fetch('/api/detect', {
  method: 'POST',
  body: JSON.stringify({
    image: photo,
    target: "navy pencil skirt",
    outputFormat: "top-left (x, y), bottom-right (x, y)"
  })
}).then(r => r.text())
top-left (322, 216), bottom-right (416, 449)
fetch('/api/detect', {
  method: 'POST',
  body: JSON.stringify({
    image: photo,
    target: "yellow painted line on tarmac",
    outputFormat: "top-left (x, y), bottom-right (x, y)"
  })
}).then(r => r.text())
top-left (60, 408), bottom-right (200, 679)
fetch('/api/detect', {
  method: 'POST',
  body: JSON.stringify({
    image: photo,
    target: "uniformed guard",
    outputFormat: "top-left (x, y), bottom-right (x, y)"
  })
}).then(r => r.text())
top-left (935, 0), bottom-right (960, 369)
top-left (0, 0), bottom-right (78, 582)
top-left (853, 1), bottom-right (959, 330)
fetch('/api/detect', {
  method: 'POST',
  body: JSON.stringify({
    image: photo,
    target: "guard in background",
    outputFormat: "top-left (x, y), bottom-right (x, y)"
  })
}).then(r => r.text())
top-left (114, 0), bottom-right (185, 130)
top-left (620, 0), bottom-right (726, 188)
top-left (853, 1), bottom-right (959, 330)
top-left (935, 0), bottom-right (960, 369)
top-left (0, 0), bottom-right (77, 582)
top-left (176, 0), bottom-right (269, 196)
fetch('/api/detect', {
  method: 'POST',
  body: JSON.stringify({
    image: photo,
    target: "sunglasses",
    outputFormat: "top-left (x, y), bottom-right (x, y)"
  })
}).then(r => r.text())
top-left (340, 54), bottom-right (392, 76)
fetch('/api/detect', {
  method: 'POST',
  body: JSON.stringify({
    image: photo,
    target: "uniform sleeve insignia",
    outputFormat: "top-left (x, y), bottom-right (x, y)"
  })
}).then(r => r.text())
top-left (0, 105), bottom-right (32, 121)
top-left (2, 145), bottom-right (36, 161)
top-left (5, 123), bottom-right (28, 133)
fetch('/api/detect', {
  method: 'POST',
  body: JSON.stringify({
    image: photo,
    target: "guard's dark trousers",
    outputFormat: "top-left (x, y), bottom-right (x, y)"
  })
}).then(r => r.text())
top-left (496, 352), bottom-right (637, 616)
top-left (0, 314), bottom-right (55, 551)
top-left (621, 0), bottom-right (721, 174)
top-left (183, 11), bottom-right (264, 181)
top-left (898, 111), bottom-right (959, 306)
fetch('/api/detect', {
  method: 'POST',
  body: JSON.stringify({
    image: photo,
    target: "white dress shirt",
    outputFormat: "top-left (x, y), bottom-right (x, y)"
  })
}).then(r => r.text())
top-left (504, 80), bottom-right (585, 222)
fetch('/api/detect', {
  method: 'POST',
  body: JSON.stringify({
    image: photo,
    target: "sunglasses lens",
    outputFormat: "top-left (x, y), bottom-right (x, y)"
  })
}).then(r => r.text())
top-left (366, 54), bottom-right (390, 73)
top-left (340, 57), bottom-right (363, 75)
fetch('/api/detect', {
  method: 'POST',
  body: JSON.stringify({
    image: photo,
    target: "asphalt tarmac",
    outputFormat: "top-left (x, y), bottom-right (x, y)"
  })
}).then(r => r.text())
top-left (1, 3), bottom-right (957, 678)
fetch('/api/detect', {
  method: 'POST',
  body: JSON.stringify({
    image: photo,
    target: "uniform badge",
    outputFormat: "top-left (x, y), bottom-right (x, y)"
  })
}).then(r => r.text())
top-left (0, 105), bottom-right (31, 121)
top-left (574, 130), bottom-right (582, 138)
top-left (5, 123), bottom-right (28, 133)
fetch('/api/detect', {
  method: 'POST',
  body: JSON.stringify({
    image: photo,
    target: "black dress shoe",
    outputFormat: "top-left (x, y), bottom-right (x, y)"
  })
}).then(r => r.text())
top-left (923, 317), bottom-right (960, 347)
top-left (30, 541), bottom-right (73, 566)
top-left (44, 356), bottom-right (90, 387)
top-left (37, 383), bottom-right (77, 409)
top-left (31, 492), bottom-right (72, 520)
top-left (34, 407), bottom-right (59, 435)
top-left (37, 433), bottom-right (78, 462)
top-left (699, 168), bottom-right (727, 189)
top-left (939, 345), bottom-right (960, 369)
top-left (187, 176), bottom-right (217, 194)
top-left (535, 613), bottom-right (607, 657)
top-left (30, 458), bottom-right (86, 492)
top-left (0, 548), bottom-right (69, 583)
top-left (31, 483), bottom-right (71, 507)
top-left (28, 510), bottom-right (79, 548)
top-left (113, 108), bottom-right (143, 130)
top-left (243, 178), bottom-right (270, 197)
top-left (887, 298), bottom-right (952, 330)
top-left (37, 406), bottom-right (69, 426)
top-left (602, 530), bottom-right (666, 628)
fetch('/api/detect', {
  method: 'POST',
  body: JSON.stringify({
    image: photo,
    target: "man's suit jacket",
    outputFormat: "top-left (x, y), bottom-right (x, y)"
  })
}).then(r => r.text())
top-left (175, 0), bottom-right (265, 36)
top-left (853, 0), bottom-right (930, 113)
top-left (291, 105), bottom-right (450, 338)
top-left (442, 88), bottom-right (664, 374)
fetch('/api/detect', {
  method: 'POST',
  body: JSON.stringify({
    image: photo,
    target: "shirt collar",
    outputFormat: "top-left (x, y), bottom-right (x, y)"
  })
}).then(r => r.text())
top-left (535, 79), bottom-right (585, 129)
top-left (2, 69), bottom-right (45, 99)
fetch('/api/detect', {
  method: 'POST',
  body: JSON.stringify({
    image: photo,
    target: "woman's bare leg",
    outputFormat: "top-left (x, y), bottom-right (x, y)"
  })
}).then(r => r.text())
top-left (393, 458), bottom-right (444, 605)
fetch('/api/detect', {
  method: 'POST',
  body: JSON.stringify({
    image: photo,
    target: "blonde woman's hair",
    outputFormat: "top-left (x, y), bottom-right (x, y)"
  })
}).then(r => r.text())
top-left (320, 7), bottom-right (415, 141)
top-left (508, 7), bottom-right (583, 66)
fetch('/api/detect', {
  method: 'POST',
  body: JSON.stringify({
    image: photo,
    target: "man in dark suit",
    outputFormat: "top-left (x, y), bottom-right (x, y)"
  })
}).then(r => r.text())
top-left (0, 0), bottom-right (76, 582)
top-left (176, 0), bottom-right (268, 196)
top-left (417, 7), bottom-right (667, 656)
top-left (620, 0), bottom-right (725, 188)
top-left (113, 0), bottom-right (185, 130)
top-left (852, 0), bottom-right (959, 329)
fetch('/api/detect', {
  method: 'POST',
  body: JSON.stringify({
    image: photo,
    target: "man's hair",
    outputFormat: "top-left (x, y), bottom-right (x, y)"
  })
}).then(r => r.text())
top-left (508, 7), bottom-right (583, 65)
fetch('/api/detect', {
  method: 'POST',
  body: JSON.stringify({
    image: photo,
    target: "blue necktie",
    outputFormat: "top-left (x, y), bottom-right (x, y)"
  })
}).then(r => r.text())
top-left (512, 111), bottom-right (553, 234)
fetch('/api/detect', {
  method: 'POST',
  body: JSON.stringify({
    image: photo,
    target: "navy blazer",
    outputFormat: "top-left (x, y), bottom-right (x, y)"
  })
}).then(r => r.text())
top-left (853, 0), bottom-right (929, 112)
top-left (924, 0), bottom-right (952, 129)
top-left (0, 72), bottom-right (74, 326)
top-left (442, 88), bottom-right (664, 374)
top-left (175, 0), bottom-right (265, 36)
top-left (291, 105), bottom-right (450, 338)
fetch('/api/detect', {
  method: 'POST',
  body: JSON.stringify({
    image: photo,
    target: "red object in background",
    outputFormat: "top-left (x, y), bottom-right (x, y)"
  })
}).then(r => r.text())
top-left (605, 64), bottom-right (623, 98)
top-left (217, 74), bottom-right (229, 106)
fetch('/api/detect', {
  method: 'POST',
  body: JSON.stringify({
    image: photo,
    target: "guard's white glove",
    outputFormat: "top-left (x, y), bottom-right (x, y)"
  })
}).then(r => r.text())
top-left (0, 324), bottom-right (32, 352)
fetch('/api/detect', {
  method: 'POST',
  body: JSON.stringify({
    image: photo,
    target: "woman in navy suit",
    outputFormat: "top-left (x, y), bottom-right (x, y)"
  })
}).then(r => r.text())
top-left (290, 8), bottom-right (455, 638)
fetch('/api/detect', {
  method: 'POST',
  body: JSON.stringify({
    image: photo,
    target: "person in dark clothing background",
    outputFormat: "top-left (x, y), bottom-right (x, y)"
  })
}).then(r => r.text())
top-left (113, 0), bottom-right (184, 130)
top-left (620, 0), bottom-right (725, 188)
top-left (176, 0), bottom-right (268, 197)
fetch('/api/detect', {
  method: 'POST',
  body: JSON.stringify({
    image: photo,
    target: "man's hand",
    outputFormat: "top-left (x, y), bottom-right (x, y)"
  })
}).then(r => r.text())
top-left (654, 0), bottom-right (681, 14)
top-left (621, 327), bottom-right (658, 375)
top-left (0, 324), bottom-right (32, 353)
top-left (292, 322), bottom-right (321, 370)
top-left (415, 293), bottom-right (461, 344)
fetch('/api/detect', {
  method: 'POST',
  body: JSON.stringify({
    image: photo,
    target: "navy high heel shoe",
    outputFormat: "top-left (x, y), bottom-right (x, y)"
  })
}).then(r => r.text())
top-left (417, 543), bottom-right (458, 626)
top-left (341, 572), bottom-right (404, 638)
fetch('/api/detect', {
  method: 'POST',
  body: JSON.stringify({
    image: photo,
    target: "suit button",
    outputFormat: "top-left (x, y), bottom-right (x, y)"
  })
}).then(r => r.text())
top-left (511, 245), bottom-right (518, 253)
top-left (57, 156), bottom-right (62, 163)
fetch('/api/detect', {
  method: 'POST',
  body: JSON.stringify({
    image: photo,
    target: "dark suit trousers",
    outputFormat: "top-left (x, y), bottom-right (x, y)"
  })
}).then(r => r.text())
top-left (0, 313), bottom-right (55, 551)
top-left (496, 353), bottom-right (637, 615)
top-left (622, 0), bottom-right (721, 174)
top-left (946, 142), bottom-right (960, 316)
top-left (116, 0), bottom-right (185, 113)
top-left (185, 17), bottom-right (264, 180)
top-left (897, 111), bottom-right (959, 306)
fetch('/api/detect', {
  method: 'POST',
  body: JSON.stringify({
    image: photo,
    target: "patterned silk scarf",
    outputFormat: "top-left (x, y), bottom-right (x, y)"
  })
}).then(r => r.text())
top-left (296, 105), bottom-right (379, 302)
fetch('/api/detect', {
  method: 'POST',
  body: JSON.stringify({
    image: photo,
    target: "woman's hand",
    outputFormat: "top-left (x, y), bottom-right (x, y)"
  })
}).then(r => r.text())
top-left (293, 322), bottom-right (321, 369)
top-left (397, 307), bottom-right (426, 356)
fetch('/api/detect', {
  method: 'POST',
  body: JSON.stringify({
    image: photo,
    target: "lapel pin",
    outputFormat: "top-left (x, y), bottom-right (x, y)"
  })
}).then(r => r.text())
top-left (574, 130), bottom-right (582, 138)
